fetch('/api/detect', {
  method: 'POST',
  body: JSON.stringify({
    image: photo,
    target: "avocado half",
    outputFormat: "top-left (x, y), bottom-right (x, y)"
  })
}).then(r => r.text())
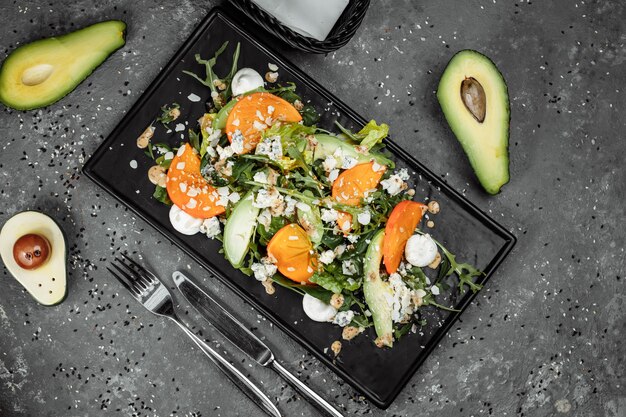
top-left (0, 20), bottom-right (126, 110)
top-left (0, 211), bottom-right (68, 306)
top-left (437, 50), bottom-right (510, 195)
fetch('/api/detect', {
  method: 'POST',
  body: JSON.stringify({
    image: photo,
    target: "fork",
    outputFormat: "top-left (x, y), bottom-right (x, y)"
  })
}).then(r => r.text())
top-left (107, 254), bottom-right (281, 417)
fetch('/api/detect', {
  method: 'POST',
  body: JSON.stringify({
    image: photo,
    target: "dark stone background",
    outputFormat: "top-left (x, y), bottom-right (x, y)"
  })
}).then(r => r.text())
top-left (0, 0), bottom-right (624, 416)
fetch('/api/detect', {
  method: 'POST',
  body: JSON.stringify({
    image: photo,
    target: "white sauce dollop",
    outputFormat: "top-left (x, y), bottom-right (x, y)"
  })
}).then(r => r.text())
top-left (169, 204), bottom-right (203, 235)
top-left (231, 68), bottom-right (264, 96)
top-left (404, 234), bottom-right (438, 267)
top-left (302, 293), bottom-right (337, 322)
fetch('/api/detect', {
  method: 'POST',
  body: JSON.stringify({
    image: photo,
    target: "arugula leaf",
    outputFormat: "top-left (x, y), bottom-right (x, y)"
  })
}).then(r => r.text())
top-left (156, 103), bottom-right (180, 128)
top-left (300, 105), bottom-right (320, 126)
top-left (153, 185), bottom-right (172, 205)
top-left (394, 322), bottom-right (413, 340)
top-left (144, 142), bottom-right (155, 160)
top-left (421, 232), bottom-right (484, 294)
top-left (183, 41), bottom-right (241, 109)
top-left (189, 129), bottom-right (201, 153)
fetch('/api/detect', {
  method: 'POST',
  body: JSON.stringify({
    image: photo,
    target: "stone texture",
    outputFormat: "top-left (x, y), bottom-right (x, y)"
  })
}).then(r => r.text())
top-left (0, 0), bottom-right (625, 416)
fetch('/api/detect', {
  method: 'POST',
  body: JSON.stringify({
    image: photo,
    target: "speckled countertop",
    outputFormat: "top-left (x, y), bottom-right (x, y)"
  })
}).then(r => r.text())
top-left (0, 0), bottom-right (625, 416)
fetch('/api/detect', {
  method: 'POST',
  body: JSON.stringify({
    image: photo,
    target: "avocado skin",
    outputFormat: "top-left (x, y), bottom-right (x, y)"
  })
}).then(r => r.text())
top-left (0, 20), bottom-right (126, 110)
top-left (437, 49), bottom-right (511, 195)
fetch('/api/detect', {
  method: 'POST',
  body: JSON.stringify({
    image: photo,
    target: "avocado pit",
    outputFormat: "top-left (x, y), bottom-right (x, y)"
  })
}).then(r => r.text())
top-left (21, 63), bottom-right (55, 86)
top-left (13, 233), bottom-right (51, 270)
top-left (460, 77), bottom-right (486, 123)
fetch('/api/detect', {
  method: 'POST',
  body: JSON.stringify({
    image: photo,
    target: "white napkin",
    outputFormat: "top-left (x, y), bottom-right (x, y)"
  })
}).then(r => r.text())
top-left (251, 0), bottom-right (350, 41)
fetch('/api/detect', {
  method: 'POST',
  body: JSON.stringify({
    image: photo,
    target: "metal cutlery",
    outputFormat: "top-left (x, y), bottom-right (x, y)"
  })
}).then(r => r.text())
top-left (107, 254), bottom-right (281, 417)
top-left (173, 270), bottom-right (345, 417)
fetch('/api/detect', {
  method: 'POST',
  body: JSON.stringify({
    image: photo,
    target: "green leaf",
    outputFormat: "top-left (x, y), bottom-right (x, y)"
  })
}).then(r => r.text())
top-left (156, 103), bottom-right (180, 127)
top-left (421, 232), bottom-right (484, 294)
top-left (357, 120), bottom-right (389, 150)
top-left (144, 142), bottom-right (155, 160)
top-left (334, 120), bottom-right (389, 150)
top-left (189, 129), bottom-right (201, 153)
top-left (309, 267), bottom-right (361, 294)
top-left (300, 105), bottom-right (320, 126)
top-left (153, 185), bottom-right (172, 205)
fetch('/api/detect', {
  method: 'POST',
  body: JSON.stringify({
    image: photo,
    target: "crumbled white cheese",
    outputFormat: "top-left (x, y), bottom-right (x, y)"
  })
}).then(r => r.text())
top-left (346, 234), bottom-right (359, 244)
top-left (256, 135), bottom-right (283, 161)
top-left (258, 209), bottom-right (272, 228)
top-left (328, 169), bottom-right (339, 184)
top-left (342, 259), bottom-right (357, 276)
top-left (322, 155), bottom-right (337, 172)
top-left (295, 202), bottom-right (311, 212)
top-left (251, 257), bottom-right (278, 281)
top-left (200, 217), bottom-right (221, 239)
top-left (357, 210), bottom-right (371, 225)
top-left (229, 192), bottom-right (241, 203)
top-left (319, 250), bottom-right (336, 265)
top-left (284, 196), bottom-right (297, 217)
top-left (253, 171), bottom-right (268, 184)
top-left (216, 145), bottom-right (234, 160)
top-left (341, 156), bottom-right (358, 169)
top-left (321, 208), bottom-right (339, 223)
top-left (397, 168), bottom-right (410, 181)
top-left (430, 285), bottom-right (440, 296)
top-left (334, 244), bottom-right (347, 256)
top-left (231, 130), bottom-right (245, 154)
top-left (380, 174), bottom-right (405, 196)
top-left (164, 151), bottom-right (174, 160)
top-left (389, 273), bottom-right (414, 323)
top-left (253, 188), bottom-right (283, 212)
top-left (332, 310), bottom-right (354, 327)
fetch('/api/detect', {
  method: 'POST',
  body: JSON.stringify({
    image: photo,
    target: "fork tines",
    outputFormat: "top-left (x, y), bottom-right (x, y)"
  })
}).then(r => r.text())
top-left (107, 254), bottom-right (157, 298)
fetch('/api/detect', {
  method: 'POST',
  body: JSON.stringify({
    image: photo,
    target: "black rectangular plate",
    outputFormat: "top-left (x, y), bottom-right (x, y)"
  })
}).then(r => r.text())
top-left (83, 7), bottom-right (516, 409)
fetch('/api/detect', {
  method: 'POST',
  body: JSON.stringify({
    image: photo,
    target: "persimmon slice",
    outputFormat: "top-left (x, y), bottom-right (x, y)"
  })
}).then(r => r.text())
top-left (166, 143), bottom-right (225, 219)
top-left (225, 92), bottom-right (302, 154)
top-left (267, 223), bottom-right (316, 283)
top-left (332, 161), bottom-right (386, 233)
top-left (382, 200), bottom-right (427, 274)
top-left (332, 162), bottom-right (386, 206)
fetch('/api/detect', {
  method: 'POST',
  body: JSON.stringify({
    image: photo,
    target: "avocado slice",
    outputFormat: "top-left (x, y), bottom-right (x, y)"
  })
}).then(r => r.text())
top-left (311, 134), bottom-right (394, 167)
top-left (363, 229), bottom-right (394, 348)
top-left (0, 211), bottom-right (67, 306)
top-left (223, 191), bottom-right (259, 268)
top-left (437, 50), bottom-right (510, 195)
top-left (0, 20), bottom-right (126, 110)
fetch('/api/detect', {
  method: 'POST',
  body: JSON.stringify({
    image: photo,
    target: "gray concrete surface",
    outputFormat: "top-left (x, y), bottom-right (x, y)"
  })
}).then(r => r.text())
top-left (1, 0), bottom-right (625, 416)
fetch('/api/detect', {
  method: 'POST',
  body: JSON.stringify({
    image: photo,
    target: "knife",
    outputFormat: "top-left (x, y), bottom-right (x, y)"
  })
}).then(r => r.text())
top-left (173, 271), bottom-right (345, 417)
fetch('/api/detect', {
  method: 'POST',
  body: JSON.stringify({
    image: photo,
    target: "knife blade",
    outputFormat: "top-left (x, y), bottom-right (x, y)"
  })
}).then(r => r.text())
top-left (173, 271), bottom-right (274, 366)
top-left (173, 271), bottom-right (344, 417)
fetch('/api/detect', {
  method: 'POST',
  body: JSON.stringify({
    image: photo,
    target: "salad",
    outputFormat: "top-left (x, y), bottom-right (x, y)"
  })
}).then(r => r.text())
top-left (137, 42), bottom-right (482, 349)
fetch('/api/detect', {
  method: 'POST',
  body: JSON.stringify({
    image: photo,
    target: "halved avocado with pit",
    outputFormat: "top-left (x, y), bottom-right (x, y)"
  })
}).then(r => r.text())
top-left (0, 211), bottom-right (68, 306)
top-left (437, 50), bottom-right (510, 195)
top-left (0, 20), bottom-right (126, 110)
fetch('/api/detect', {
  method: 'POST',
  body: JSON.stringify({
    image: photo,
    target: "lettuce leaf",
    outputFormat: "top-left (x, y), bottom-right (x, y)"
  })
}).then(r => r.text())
top-left (357, 120), bottom-right (389, 150)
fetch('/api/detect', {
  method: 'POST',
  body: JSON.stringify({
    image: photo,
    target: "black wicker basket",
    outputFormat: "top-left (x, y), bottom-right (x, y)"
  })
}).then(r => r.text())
top-left (229, 0), bottom-right (370, 53)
